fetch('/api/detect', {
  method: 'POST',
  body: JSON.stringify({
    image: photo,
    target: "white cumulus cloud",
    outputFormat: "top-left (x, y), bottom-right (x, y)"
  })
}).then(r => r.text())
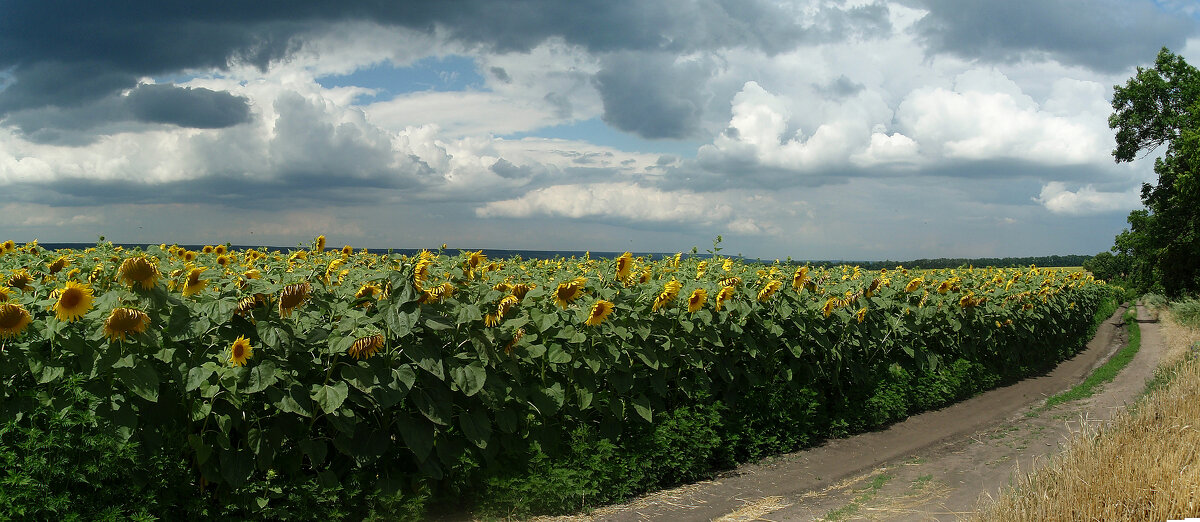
top-left (1035, 182), bottom-right (1141, 215)
top-left (475, 182), bottom-right (732, 224)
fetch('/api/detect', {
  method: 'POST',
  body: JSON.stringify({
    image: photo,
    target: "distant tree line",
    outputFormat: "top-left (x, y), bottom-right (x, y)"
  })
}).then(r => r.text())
top-left (804, 255), bottom-right (1092, 271)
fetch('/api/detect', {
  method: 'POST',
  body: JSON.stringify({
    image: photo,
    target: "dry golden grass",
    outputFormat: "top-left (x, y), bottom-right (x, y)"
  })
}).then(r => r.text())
top-left (975, 310), bottom-right (1200, 521)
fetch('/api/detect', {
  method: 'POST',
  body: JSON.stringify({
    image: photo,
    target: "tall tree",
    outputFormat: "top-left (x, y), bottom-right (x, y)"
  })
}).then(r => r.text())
top-left (1109, 48), bottom-right (1200, 296)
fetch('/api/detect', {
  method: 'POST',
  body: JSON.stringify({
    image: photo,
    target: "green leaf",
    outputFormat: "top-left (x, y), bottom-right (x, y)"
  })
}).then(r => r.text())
top-left (396, 413), bottom-right (435, 461)
top-left (631, 394), bottom-right (653, 423)
top-left (189, 434), bottom-right (213, 465)
top-left (388, 307), bottom-right (420, 338)
top-left (220, 448), bottom-right (254, 488)
top-left (458, 408), bottom-right (492, 449)
top-left (545, 343), bottom-right (572, 364)
top-left (529, 383), bottom-right (564, 415)
top-left (449, 362), bottom-right (487, 397)
top-left (300, 439), bottom-right (328, 466)
top-left (456, 303), bottom-right (483, 326)
top-left (312, 381), bottom-right (349, 415)
top-left (411, 387), bottom-right (452, 426)
top-left (116, 362), bottom-right (160, 402)
top-left (405, 342), bottom-right (445, 381)
top-left (242, 360), bottom-right (278, 394)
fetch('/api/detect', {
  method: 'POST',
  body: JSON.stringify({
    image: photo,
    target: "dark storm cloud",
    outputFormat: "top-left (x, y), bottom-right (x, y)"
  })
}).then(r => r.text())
top-left (0, 0), bottom-right (892, 131)
top-left (125, 84), bottom-right (251, 128)
top-left (2, 84), bottom-right (251, 144)
top-left (912, 0), bottom-right (1197, 72)
top-left (594, 53), bottom-right (718, 139)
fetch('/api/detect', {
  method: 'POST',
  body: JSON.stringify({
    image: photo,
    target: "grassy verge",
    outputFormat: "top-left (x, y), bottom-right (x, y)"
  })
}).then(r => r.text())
top-left (1040, 306), bottom-right (1140, 409)
top-left (975, 304), bottom-right (1200, 520)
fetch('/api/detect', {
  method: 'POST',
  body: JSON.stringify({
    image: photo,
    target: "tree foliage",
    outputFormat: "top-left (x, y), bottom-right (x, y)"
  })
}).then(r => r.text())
top-left (1108, 47), bottom-right (1200, 296)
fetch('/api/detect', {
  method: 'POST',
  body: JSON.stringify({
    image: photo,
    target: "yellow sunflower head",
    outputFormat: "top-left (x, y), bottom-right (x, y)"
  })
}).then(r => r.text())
top-left (1, 240), bottom-right (14, 253)
top-left (855, 307), bottom-right (868, 323)
top-left (466, 250), bottom-right (487, 269)
top-left (715, 285), bottom-right (736, 311)
top-left (497, 294), bottom-right (519, 318)
top-left (315, 235), bottom-right (327, 251)
top-left (183, 250), bottom-right (198, 262)
top-left (202, 245), bottom-right (215, 254)
top-left (47, 256), bottom-right (69, 274)
top-left (229, 336), bottom-right (253, 366)
top-left (615, 252), bottom-right (633, 282)
top-left (687, 288), bottom-right (707, 313)
top-left (0, 302), bottom-right (33, 338)
top-left (585, 299), bottom-right (615, 326)
top-left (504, 327), bottom-right (525, 355)
top-left (0, 286), bottom-right (9, 302)
top-left (553, 277), bottom-right (587, 309)
top-left (118, 256), bottom-right (160, 290)
top-left (102, 307), bottom-right (150, 342)
top-left (904, 277), bottom-right (924, 293)
top-left (341, 245), bottom-right (353, 256)
top-left (511, 283), bottom-right (534, 300)
top-left (214, 245), bottom-right (227, 255)
top-left (348, 334), bottom-right (384, 360)
top-left (216, 255), bottom-right (230, 267)
top-left (822, 297), bottom-right (838, 318)
top-left (7, 270), bottom-right (33, 292)
top-left (235, 294), bottom-right (266, 316)
top-left (652, 278), bottom-right (683, 312)
top-left (278, 282), bottom-right (311, 318)
top-left (757, 280), bottom-right (782, 302)
top-left (52, 281), bottom-right (94, 322)
top-left (182, 266), bottom-right (207, 297)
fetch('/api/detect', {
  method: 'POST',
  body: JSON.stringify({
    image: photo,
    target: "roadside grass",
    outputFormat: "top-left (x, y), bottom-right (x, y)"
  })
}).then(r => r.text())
top-left (1040, 306), bottom-right (1140, 410)
top-left (822, 472), bottom-right (895, 521)
top-left (975, 305), bottom-right (1200, 521)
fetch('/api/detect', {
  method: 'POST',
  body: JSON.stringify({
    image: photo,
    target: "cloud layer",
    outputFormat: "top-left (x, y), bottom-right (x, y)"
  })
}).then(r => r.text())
top-left (0, 1), bottom-right (1195, 259)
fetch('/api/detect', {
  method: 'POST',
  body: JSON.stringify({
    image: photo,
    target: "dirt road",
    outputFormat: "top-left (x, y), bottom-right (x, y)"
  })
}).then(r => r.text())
top-left (555, 304), bottom-right (1161, 522)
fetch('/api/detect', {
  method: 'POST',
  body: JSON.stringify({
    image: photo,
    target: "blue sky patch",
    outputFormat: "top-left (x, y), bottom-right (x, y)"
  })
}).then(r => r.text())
top-left (316, 55), bottom-right (486, 103)
top-left (505, 117), bottom-right (702, 157)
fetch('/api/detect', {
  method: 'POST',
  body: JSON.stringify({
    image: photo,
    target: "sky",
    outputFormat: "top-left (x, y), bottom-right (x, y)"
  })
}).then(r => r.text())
top-left (1, 1), bottom-right (1198, 261)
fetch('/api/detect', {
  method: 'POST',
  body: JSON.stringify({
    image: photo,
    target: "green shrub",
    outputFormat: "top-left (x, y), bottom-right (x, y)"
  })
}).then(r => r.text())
top-left (1171, 298), bottom-right (1200, 329)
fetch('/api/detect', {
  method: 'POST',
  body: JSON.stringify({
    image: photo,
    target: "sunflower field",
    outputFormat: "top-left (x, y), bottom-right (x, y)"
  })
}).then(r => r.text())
top-left (0, 238), bottom-right (1119, 518)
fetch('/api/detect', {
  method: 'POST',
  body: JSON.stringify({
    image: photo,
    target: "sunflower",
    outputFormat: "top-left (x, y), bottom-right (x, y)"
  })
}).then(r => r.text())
top-left (466, 250), bottom-right (487, 270)
top-left (0, 286), bottom-right (8, 302)
top-left (278, 282), bottom-right (311, 318)
top-left (652, 278), bottom-right (682, 311)
top-left (182, 266), bottom-right (207, 297)
top-left (1, 240), bottom-right (14, 253)
top-left (722, 259), bottom-right (733, 272)
top-left (52, 281), bottom-right (94, 322)
top-left (202, 245), bottom-right (215, 254)
top-left (341, 245), bottom-right (353, 256)
top-left (216, 255), bottom-right (230, 267)
top-left (904, 277), bottom-right (924, 293)
top-left (348, 334), bottom-right (384, 360)
top-left (585, 299), bottom-right (615, 326)
top-left (0, 303), bottom-right (32, 338)
top-left (822, 298), bottom-right (838, 318)
top-left (7, 270), bottom-right (33, 292)
top-left (102, 307), bottom-right (150, 342)
top-left (504, 327), bottom-right (525, 355)
top-left (855, 307), bottom-right (868, 324)
top-left (511, 283), bottom-right (534, 300)
top-left (865, 278), bottom-right (881, 298)
top-left (118, 256), bottom-right (160, 290)
top-left (356, 282), bottom-right (381, 301)
top-left (553, 277), bottom-right (587, 309)
top-left (696, 261), bottom-right (708, 279)
top-left (483, 313), bottom-right (501, 327)
top-left (47, 256), bottom-right (69, 274)
top-left (687, 288), bottom-right (707, 313)
top-left (235, 294), bottom-right (265, 316)
top-left (183, 250), bottom-right (198, 262)
top-left (756, 280), bottom-right (782, 302)
top-left (715, 285), bottom-right (736, 311)
top-left (315, 235), bottom-right (327, 251)
top-left (497, 294), bottom-right (519, 319)
top-left (615, 252), bottom-right (633, 282)
top-left (229, 336), bottom-right (253, 366)
top-left (214, 245), bottom-right (227, 255)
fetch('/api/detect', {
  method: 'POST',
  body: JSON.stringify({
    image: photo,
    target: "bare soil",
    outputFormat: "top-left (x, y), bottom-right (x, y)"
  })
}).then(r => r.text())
top-left (535, 304), bottom-right (1164, 522)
